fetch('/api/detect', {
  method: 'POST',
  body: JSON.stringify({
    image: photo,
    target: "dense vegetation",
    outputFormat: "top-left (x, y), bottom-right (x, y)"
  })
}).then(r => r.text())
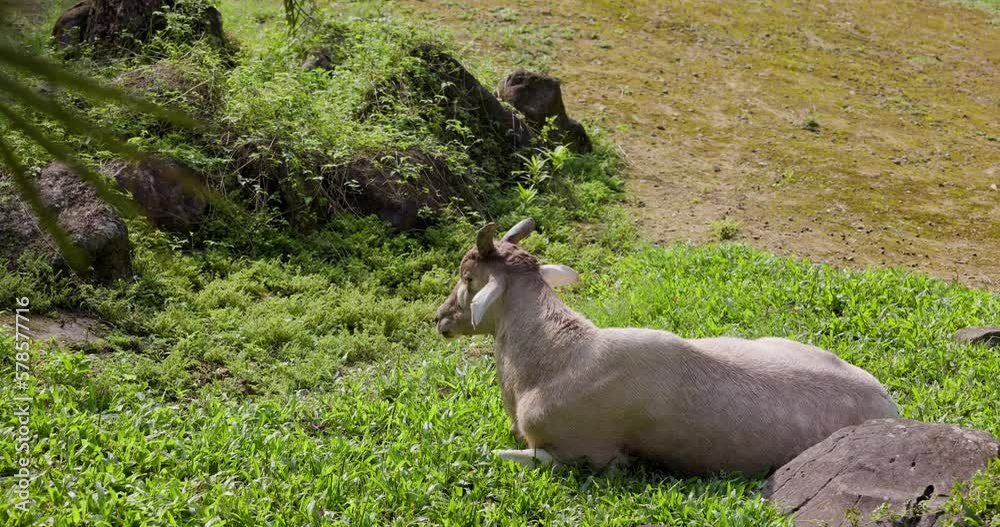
top-left (1, 0), bottom-right (998, 525)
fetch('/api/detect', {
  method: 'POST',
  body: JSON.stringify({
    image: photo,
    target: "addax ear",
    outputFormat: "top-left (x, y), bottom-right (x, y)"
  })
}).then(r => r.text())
top-left (540, 264), bottom-right (580, 288)
top-left (471, 274), bottom-right (505, 328)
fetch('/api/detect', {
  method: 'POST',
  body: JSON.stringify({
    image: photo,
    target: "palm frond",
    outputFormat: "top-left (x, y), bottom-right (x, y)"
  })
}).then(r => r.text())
top-left (0, 101), bottom-right (140, 219)
top-left (0, 41), bottom-right (202, 130)
top-left (0, 138), bottom-right (86, 273)
top-left (0, 72), bottom-right (148, 163)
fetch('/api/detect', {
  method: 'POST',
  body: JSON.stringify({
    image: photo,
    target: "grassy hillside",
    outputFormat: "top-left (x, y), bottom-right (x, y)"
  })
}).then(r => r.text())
top-left (1, 1), bottom-right (998, 525)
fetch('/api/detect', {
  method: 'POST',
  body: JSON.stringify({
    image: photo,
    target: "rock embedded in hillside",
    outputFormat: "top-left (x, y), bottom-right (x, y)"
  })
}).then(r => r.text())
top-left (763, 418), bottom-right (1000, 527)
top-left (954, 326), bottom-right (1000, 347)
top-left (115, 60), bottom-right (220, 117)
top-left (0, 162), bottom-right (131, 281)
top-left (52, 1), bottom-right (93, 48)
top-left (229, 139), bottom-right (481, 232)
top-left (37, 162), bottom-right (132, 280)
top-left (408, 44), bottom-right (535, 153)
top-left (498, 69), bottom-right (592, 153)
top-left (302, 48), bottom-right (335, 71)
top-left (355, 44), bottom-right (540, 188)
top-left (53, 0), bottom-right (226, 53)
top-left (0, 180), bottom-right (54, 268)
top-left (299, 21), bottom-right (349, 71)
top-left (336, 149), bottom-right (481, 231)
top-left (108, 158), bottom-right (208, 232)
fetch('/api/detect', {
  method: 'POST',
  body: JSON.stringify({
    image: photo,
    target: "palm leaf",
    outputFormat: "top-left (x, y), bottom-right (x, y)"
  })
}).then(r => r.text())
top-left (0, 0), bottom-right (311, 276)
top-left (0, 101), bottom-right (141, 219)
top-left (0, 138), bottom-right (87, 273)
top-left (0, 41), bottom-right (201, 130)
top-left (0, 72), bottom-right (149, 163)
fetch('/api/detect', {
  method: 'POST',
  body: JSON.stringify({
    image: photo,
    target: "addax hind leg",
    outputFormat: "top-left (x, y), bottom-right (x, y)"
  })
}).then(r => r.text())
top-left (494, 448), bottom-right (558, 469)
top-left (494, 445), bottom-right (628, 471)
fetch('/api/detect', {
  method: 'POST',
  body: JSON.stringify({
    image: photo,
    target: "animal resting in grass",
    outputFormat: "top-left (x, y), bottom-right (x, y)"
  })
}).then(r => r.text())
top-left (434, 219), bottom-right (899, 476)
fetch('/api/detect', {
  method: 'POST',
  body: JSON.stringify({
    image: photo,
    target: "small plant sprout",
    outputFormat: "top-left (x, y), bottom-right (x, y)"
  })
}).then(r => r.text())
top-left (514, 150), bottom-right (551, 187)
top-left (515, 182), bottom-right (538, 213)
top-left (710, 218), bottom-right (741, 241)
top-left (802, 112), bottom-right (820, 132)
top-left (547, 144), bottom-right (574, 172)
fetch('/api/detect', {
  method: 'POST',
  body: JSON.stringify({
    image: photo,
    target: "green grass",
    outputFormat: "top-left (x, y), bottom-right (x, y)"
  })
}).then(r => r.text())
top-left (1, 0), bottom-right (999, 525)
top-left (4, 234), bottom-right (999, 525)
top-left (952, 0), bottom-right (1000, 13)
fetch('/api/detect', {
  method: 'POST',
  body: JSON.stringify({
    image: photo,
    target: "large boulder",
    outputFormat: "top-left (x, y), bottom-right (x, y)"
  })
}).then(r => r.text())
top-left (52, 0), bottom-right (225, 52)
top-left (109, 158), bottom-right (208, 232)
top-left (302, 49), bottom-right (336, 72)
top-left (498, 69), bottom-right (592, 153)
top-left (411, 44), bottom-right (534, 152)
top-left (763, 418), bottom-right (1000, 527)
top-left (0, 163), bottom-right (131, 281)
top-left (334, 149), bottom-right (481, 231)
top-left (115, 60), bottom-right (221, 117)
top-left (229, 138), bottom-right (481, 232)
top-left (52, 1), bottom-right (93, 49)
top-left (954, 326), bottom-right (1000, 348)
top-left (357, 44), bottom-right (535, 184)
top-left (0, 181), bottom-right (52, 266)
top-left (300, 22), bottom-right (349, 72)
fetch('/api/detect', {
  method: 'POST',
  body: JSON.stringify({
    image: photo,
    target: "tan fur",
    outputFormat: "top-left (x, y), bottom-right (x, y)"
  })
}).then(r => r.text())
top-left (435, 239), bottom-right (899, 476)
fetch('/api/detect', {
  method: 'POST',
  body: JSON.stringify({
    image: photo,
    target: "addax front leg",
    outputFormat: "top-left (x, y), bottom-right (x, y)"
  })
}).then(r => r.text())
top-left (494, 448), bottom-right (558, 469)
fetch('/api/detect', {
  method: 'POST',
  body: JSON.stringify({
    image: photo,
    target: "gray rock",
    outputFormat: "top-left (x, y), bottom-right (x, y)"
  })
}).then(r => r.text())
top-left (109, 158), bottom-right (208, 232)
top-left (498, 69), bottom-right (592, 153)
top-left (954, 326), bottom-right (1000, 348)
top-left (230, 137), bottom-right (483, 232)
top-left (0, 180), bottom-right (53, 266)
top-left (0, 162), bottom-right (131, 281)
top-left (115, 60), bottom-right (220, 118)
top-left (300, 22), bottom-right (348, 71)
top-left (762, 418), bottom-right (1000, 527)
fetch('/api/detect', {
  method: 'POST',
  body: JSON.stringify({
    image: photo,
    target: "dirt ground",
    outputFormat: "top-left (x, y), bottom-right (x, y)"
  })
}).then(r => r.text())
top-left (392, 0), bottom-right (1000, 290)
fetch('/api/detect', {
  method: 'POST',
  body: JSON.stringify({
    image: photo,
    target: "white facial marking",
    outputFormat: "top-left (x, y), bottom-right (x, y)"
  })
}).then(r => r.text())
top-left (457, 281), bottom-right (468, 309)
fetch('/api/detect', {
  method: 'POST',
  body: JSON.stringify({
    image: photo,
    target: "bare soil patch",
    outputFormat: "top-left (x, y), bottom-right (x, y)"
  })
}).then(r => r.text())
top-left (392, 0), bottom-right (1000, 289)
top-left (0, 311), bottom-right (105, 347)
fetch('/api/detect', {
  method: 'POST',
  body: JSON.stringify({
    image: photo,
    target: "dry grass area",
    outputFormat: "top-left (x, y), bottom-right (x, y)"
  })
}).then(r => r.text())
top-left (391, 0), bottom-right (1000, 289)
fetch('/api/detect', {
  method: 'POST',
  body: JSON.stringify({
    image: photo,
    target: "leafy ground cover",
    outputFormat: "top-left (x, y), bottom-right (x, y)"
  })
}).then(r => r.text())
top-left (1, 1), bottom-right (998, 525)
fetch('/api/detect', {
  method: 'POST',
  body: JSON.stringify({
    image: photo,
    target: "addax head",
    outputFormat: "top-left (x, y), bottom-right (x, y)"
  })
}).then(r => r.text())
top-left (434, 218), bottom-right (580, 338)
